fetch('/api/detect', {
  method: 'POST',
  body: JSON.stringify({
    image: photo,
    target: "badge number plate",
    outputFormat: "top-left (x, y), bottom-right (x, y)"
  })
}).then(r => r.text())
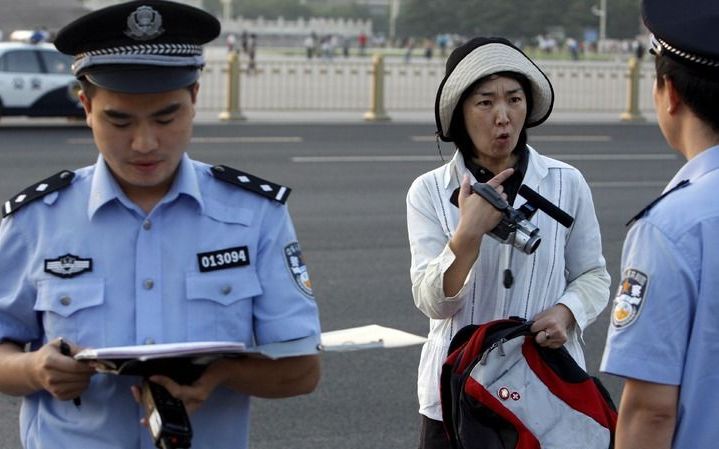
top-left (197, 246), bottom-right (249, 272)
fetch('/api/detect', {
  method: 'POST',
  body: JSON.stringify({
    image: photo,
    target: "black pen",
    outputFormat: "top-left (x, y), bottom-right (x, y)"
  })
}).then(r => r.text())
top-left (58, 338), bottom-right (82, 408)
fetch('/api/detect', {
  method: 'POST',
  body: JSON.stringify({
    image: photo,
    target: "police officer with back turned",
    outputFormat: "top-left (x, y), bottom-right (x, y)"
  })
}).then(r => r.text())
top-left (601, 1), bottom-right (719, 448)
top-left (0, 2), bottom-right (321, 448)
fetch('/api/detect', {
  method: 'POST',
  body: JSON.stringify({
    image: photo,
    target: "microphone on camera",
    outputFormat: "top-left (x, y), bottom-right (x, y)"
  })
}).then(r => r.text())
top-left (517, 185), bottom-right (574, 228)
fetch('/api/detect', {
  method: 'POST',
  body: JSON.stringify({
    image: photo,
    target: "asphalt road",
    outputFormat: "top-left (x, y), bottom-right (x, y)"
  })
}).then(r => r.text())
top-left (0, 121), bottom-right (681, 449)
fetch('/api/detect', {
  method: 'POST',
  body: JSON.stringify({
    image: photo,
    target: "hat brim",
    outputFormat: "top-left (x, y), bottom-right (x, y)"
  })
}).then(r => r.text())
top-left (435, 43), bottom-right (554, 140)
top-left (84, 66), bottom-right (200, 94)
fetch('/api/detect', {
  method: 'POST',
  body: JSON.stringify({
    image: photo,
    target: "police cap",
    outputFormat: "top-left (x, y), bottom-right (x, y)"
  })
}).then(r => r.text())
top-left (54, 0), bottom-right (220, 94)
top-left (643, 0), bottom-right (719, 70)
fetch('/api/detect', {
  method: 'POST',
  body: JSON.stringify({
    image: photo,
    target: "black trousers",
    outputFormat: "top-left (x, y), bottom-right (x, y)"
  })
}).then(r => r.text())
top-left (418, 415), bottom-right (452, 449)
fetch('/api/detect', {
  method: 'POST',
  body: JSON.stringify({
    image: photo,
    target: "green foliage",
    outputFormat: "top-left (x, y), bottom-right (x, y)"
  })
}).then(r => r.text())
top-left (396, 0), bottom-right (641, 40)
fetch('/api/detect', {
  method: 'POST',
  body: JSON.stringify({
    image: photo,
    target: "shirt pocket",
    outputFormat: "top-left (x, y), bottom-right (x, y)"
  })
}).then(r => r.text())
top-left (185, 269), bottom-right (262, 341)
top-left (34, 278), bottom-right (106, 346)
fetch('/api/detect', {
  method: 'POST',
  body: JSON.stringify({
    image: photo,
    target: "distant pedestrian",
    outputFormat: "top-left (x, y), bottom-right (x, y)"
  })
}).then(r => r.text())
top-left (342, 35), bottom-right (350, 58)
top-left (226, 32), bottom-right (237, 53)
top-left (423, 38), bottom-right (433, 60)
top-left (404, 37), bottom-right (415, 63)
top-left (436, 34), bottom-right (448, 57)
top-left (304, 34), bottom-right (315, 59)
top-left (633, 40), bottom-right (645, 60)
top-left (358, 31), bottom-right (368, 56)
top-left (241, 30), bottom-right (248, 53)
top-left (247, 33), bottom-right (257, 73)
top-left (567, 37), bottom-right (580, 60)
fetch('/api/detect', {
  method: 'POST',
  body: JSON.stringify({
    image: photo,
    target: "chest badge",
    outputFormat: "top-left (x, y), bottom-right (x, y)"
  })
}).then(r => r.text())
top-left (44, 254), bottom-right (93, 278)
top-left (284, 242), bottom-right (313, 297)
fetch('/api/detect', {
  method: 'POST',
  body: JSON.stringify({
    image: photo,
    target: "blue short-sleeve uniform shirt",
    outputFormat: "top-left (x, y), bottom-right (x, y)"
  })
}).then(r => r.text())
top-left (0, 153), bottom-right (321, 449)
top-left (601, 146), bottom-right (719, 448)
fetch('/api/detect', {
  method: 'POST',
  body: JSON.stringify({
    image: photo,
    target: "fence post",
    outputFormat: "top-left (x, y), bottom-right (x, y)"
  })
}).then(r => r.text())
top-left (218, 50), bottom-right (246, 121)
top-left (364, 53), bottom-right (390, 122)
top-left (620, 57), bottom-right (645, 122)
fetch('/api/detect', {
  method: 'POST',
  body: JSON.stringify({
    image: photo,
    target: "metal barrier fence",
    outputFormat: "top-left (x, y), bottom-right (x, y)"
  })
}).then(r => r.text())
top-left (197, 54), bottom-right (656, 118)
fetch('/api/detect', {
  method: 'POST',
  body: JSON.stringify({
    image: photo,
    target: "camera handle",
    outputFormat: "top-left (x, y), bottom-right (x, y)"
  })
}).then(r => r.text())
top-left (470, 183), bottom-right (512, 213)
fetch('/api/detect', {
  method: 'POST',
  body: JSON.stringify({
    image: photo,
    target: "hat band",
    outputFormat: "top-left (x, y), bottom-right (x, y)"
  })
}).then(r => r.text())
top-left (72, 53), bottom-right (205, 76)
top-left (78, 43), bottom-right (202, 58)
top-left (652, 34), bottom-right (719, 68)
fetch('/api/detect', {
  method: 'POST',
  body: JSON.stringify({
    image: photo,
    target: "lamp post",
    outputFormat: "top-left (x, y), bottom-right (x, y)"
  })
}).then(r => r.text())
top-left (591, 0), bottom-right (607, 46)
top-left (220, 0), bottom-right (233, 21)
top-left (388, 0), bottom-right (400, 42)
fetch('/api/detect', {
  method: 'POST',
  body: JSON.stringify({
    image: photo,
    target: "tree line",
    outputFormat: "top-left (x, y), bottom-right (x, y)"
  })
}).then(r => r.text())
top-left (397, 0), bottom-right (641, 40)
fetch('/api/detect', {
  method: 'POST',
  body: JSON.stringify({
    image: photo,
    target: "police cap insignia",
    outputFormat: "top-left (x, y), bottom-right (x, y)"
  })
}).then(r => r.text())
top-left (611, 268), bottom-right (648, 328)
top-left (125, 5), bottom-right (165, 41)
top-left (643, 0), bottom-right (719, 70)
top-left (45, 254), bottom-right (93, 278)
top-left (284, 242), bottom-right (313, 297)
top-left (53, 0), bottom-right (220, 94)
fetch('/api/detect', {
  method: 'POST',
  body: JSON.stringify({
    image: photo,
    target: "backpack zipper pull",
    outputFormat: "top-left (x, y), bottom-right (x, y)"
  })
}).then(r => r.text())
top-left (478, 338), bottom-right (507, 365)
top-left (497, 338), bottom-right (506, 357)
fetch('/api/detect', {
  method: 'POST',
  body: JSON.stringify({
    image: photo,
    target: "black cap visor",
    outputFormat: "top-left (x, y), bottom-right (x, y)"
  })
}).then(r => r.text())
top-left (84, 65), bottom-right (200, 94)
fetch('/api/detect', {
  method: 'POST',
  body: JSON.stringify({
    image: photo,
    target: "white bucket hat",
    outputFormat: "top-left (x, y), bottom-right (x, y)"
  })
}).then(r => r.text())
top-left (435, 37), bottom-right (554, 141)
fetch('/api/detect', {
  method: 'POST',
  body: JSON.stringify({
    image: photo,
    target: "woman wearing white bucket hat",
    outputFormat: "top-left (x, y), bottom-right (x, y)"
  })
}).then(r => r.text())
top-left (406, 37), bottom-right (610, 448)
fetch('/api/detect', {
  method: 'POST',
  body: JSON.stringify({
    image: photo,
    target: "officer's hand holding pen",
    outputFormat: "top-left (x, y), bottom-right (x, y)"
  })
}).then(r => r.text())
top-left (58, 339), bottom-right (83, 407)
top-left (32, 339), bottom-right (94, 405)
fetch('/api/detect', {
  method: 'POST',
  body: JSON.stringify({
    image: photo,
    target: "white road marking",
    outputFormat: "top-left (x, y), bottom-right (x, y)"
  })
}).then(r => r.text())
top-left (411, 135), bottom-right (612, 142)
top-left (588, 181), bottom-right (666, 188)
top-left (67, 136), bottom-right (303, 144)
top-left (291, 153), bottom-right (676, 163)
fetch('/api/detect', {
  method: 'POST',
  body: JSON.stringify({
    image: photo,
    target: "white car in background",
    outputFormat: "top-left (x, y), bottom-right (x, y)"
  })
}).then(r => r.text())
top-left (0, 42), bottom-right (84, 118)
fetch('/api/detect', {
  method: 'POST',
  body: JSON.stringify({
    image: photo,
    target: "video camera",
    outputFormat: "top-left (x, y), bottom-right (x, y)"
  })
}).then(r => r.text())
top-left (451, 183), bottom-right (574, 254)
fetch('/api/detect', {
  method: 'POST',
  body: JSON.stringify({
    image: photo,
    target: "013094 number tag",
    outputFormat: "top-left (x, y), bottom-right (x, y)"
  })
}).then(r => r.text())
top-left (197, 246), bottom-right (250, 272)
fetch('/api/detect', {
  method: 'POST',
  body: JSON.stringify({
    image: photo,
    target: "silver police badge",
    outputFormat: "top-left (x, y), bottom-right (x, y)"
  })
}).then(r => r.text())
top-left (44, 254), bottom-right (93, 279)
top-left (284, 242), bottom-right (313, 297)
top-left (125, 6), bottom-right (165, 41)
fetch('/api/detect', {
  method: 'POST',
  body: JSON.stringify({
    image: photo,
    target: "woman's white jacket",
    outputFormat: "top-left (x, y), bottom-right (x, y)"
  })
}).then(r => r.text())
top-left (406, 146), bottom-right (610, 420)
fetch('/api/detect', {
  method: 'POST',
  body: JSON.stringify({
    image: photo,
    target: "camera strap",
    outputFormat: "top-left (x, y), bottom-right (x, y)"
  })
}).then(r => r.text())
top-left (503, 239), bottom-right (515, 289)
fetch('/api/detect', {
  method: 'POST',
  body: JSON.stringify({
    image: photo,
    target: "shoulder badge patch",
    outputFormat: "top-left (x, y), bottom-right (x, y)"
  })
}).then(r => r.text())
top-left (3, 170), bottom-right (75, 218)
top-left (45, 254), bottom-right (93, 278)
top-left (211, 165), bottom-right (291, 204)
top-left (284, 242), bottom-right (313, 297)
top-left (611, 268), bottom-right (648, 328)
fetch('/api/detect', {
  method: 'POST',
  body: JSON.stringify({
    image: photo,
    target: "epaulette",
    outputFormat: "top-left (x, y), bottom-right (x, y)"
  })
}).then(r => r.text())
top-left (626, 179), bottom-right (690, 227)
top-left (2, 170), bottom-right (75, 218)
top-left (211, 165), bottom-right (291, 204)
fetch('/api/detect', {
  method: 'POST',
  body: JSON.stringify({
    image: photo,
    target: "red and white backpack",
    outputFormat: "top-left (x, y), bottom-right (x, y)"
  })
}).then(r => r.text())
top-left (440, 318), bottom-right (617, 449)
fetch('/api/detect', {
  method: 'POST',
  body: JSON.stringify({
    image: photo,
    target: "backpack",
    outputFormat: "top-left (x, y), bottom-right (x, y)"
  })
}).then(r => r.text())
top-left (440, 317), bottom-right (617, 449)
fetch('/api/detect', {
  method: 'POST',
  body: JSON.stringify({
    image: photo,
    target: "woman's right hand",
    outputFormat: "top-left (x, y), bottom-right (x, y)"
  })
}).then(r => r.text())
top-left (454, 169), bottom-right (514, 244)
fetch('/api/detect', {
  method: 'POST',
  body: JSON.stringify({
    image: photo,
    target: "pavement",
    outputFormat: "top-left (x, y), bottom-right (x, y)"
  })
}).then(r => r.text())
top-left (0, 122), bottom-right (676, 449)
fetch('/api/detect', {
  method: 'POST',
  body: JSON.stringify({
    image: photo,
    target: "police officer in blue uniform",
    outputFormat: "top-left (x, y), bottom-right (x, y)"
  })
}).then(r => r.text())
top-left (0, 2), bottom-right (321, 448)
top-left (601, 1), bottom-right (719, 448)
